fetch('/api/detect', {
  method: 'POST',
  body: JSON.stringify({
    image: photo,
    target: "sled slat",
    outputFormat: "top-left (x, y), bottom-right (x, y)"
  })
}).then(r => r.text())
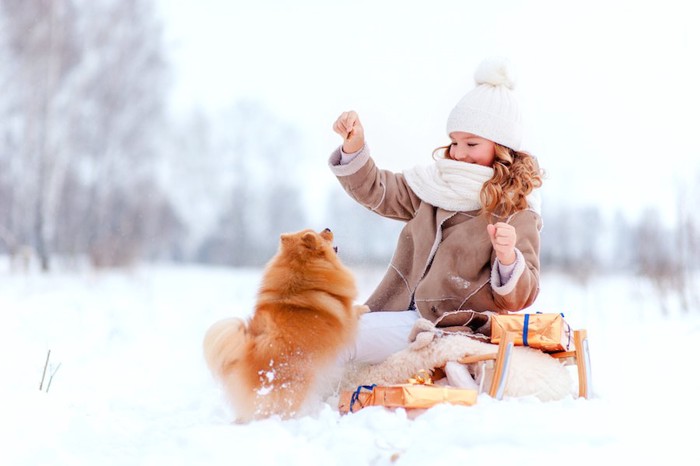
top-left (550, 350), bottom-right (576, 359)
top-left (458, 353), bottom-right (498, 364)
top-left (489, 331), bottom-right (515, 399)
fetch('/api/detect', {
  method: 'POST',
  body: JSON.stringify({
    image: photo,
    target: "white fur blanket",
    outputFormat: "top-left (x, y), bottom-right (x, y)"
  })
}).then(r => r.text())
top-left (339, 334), bottom-right (575, 401)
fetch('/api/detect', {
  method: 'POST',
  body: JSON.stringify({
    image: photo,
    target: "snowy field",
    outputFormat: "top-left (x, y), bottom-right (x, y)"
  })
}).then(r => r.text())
top-left (1, 260), bottom-right (699, 466)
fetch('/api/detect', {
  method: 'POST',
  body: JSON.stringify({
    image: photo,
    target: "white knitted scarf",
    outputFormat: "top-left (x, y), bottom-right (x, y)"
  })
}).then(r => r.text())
top-left (403, 158), bottom-right (494, 212)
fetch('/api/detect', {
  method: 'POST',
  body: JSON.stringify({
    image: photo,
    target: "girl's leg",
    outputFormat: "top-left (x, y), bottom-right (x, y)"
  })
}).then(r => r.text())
top-left (341, 310), bottom-right (419, 365)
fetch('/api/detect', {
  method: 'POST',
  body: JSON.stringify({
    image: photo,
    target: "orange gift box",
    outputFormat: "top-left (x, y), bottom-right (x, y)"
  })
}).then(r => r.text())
top-left (339, 384), bottom-right (478, 414)
top-left (490, 312), bottom-right (572, 353)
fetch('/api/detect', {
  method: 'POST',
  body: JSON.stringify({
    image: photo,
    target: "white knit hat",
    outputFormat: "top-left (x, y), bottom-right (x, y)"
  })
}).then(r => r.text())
top-left (446, 57), bottom-right (522, 151)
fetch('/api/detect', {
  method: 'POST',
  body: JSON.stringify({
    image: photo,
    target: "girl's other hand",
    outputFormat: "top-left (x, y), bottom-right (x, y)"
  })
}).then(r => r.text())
top-left (332, 110), bottom-right (365, 153)
top-left (487, 222), bottom-right (517, 265)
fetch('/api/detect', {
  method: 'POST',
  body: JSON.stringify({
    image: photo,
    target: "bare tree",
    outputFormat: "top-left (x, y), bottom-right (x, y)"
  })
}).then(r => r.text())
top-left (0, 0), bottom-right (80, 270)
top-left (0, 0), bottom-right (178, 269)
top-left (66, 0), bottom-right (173, 267)
top-left (633, 207), bottom-right (681, 314)
top-left (673, 179), bottom-right (700, 311)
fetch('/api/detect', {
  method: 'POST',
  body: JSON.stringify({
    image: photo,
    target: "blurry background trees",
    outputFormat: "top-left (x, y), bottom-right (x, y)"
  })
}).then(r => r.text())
top-left (0, 0), bottom-right (179, 269)
top-left (0, 0), bottom-right (699, 314)
top-left (0, 0), bottom-right (312, 269)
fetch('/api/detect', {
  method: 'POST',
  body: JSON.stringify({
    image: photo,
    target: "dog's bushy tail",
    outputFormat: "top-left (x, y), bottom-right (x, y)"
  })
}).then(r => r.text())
top-left (203, 317), bottom-right (247, 380)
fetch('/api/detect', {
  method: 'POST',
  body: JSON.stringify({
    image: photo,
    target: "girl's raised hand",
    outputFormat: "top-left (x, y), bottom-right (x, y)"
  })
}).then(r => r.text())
top-left (487, 222), bottom-right (517, 265)
top-left (332, 110), bottom-right (365, 153)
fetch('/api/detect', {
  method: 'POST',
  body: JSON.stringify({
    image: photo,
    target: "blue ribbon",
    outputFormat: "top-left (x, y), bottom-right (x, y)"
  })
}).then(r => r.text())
top-left (523, 314), bottom-right (530, 347)
top-left (350, 384), bottom-right (376, 413)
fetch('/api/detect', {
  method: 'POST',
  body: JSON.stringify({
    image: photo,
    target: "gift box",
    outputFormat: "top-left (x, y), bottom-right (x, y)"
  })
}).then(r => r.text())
top-left (338, 385), bottom-right (375, 414)
top-left (339, 383), bottom-right (478, 414)
top-left (490, 312), bottom-right (572, 352)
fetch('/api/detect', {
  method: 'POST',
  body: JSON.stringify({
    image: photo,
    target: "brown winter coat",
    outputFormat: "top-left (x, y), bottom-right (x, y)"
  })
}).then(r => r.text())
top-left (329, 147), bottom-right (542, 330)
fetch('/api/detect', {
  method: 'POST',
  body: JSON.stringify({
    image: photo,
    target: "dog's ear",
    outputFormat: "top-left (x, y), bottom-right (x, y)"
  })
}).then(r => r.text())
top-left (301, 231), bottom-right (319, 250)
top-left (280, 232), bottom-right (296, 249)
top-left (319, 228), bottom-right (333, 243)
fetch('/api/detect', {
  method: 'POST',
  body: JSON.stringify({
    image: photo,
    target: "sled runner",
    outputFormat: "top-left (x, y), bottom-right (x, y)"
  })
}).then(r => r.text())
top-left (459, 327), bottom-right (592, 399)
top-left (550, 329), bottom-right (592, 398)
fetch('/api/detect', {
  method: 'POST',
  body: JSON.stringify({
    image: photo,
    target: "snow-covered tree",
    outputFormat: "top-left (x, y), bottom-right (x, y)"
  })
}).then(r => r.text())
top-left (0, 0), bottom-right (180, 269)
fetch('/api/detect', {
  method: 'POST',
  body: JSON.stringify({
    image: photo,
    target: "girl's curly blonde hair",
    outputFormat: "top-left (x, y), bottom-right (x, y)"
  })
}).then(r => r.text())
top-left (432, 144), bottom-right (543, 217)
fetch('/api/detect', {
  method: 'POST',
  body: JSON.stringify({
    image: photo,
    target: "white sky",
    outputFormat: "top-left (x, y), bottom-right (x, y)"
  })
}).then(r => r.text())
top-left (155, 0), bottom-right (700, 224)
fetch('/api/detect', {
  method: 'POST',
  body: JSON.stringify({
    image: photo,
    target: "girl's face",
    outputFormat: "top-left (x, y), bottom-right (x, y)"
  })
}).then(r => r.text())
top-left (447, 132), bottom-right (496, 167)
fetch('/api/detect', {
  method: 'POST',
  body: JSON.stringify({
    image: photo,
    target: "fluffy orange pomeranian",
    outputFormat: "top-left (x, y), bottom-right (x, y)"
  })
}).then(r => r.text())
top-left (203, 228), bottom-right (367, 422)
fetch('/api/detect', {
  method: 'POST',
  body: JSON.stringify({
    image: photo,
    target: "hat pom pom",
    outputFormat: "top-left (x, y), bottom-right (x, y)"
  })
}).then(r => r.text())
top-left (474, 57), bottom-right (516, 89)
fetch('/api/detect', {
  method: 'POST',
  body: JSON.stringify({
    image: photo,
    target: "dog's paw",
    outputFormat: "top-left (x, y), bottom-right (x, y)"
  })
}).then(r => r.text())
top-left (353, 304), bottom-right (370, 317)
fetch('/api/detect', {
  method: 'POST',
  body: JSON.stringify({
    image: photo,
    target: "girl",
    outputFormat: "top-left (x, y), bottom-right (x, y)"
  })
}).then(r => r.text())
top-left (330, 58), bottom-right (543, 372)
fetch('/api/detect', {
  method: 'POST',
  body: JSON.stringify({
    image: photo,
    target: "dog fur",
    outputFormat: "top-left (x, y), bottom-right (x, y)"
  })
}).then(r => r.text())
top-left (203, 228), bottom-right (367, 422)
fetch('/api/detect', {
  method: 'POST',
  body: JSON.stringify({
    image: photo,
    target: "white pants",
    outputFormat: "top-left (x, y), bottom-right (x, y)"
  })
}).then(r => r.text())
top-left (338, 310), bottom-right (480, 390)
top-left (340, 310), bottom-right (420, 365)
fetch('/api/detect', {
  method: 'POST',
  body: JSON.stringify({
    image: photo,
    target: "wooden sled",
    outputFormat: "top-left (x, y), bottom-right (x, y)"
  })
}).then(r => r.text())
top-left (458, 329), bottom-right (592, 400)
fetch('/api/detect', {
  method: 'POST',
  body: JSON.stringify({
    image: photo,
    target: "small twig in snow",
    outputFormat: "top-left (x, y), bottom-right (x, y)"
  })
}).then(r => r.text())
top-left (46, 363), bottom-right (62, 393)
top-left (39, 350), bottom-right (51, 391)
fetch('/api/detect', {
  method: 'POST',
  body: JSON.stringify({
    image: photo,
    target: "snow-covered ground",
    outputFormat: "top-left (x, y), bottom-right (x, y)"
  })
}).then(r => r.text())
top-left (1, 261), bottom-right (699, 465)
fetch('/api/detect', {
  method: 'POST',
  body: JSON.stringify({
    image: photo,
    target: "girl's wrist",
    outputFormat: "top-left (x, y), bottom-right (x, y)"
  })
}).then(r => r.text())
top-left (342, 139), bottom-right (364, 154)
top-left (498, 251), bottom-right (517, 266)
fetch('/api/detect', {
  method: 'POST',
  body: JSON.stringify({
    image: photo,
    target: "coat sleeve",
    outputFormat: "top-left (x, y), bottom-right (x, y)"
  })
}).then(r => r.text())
top-left (328, 145), bottom-right (423, 221)
top-left (489, 209), bottom-right (542, 311)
